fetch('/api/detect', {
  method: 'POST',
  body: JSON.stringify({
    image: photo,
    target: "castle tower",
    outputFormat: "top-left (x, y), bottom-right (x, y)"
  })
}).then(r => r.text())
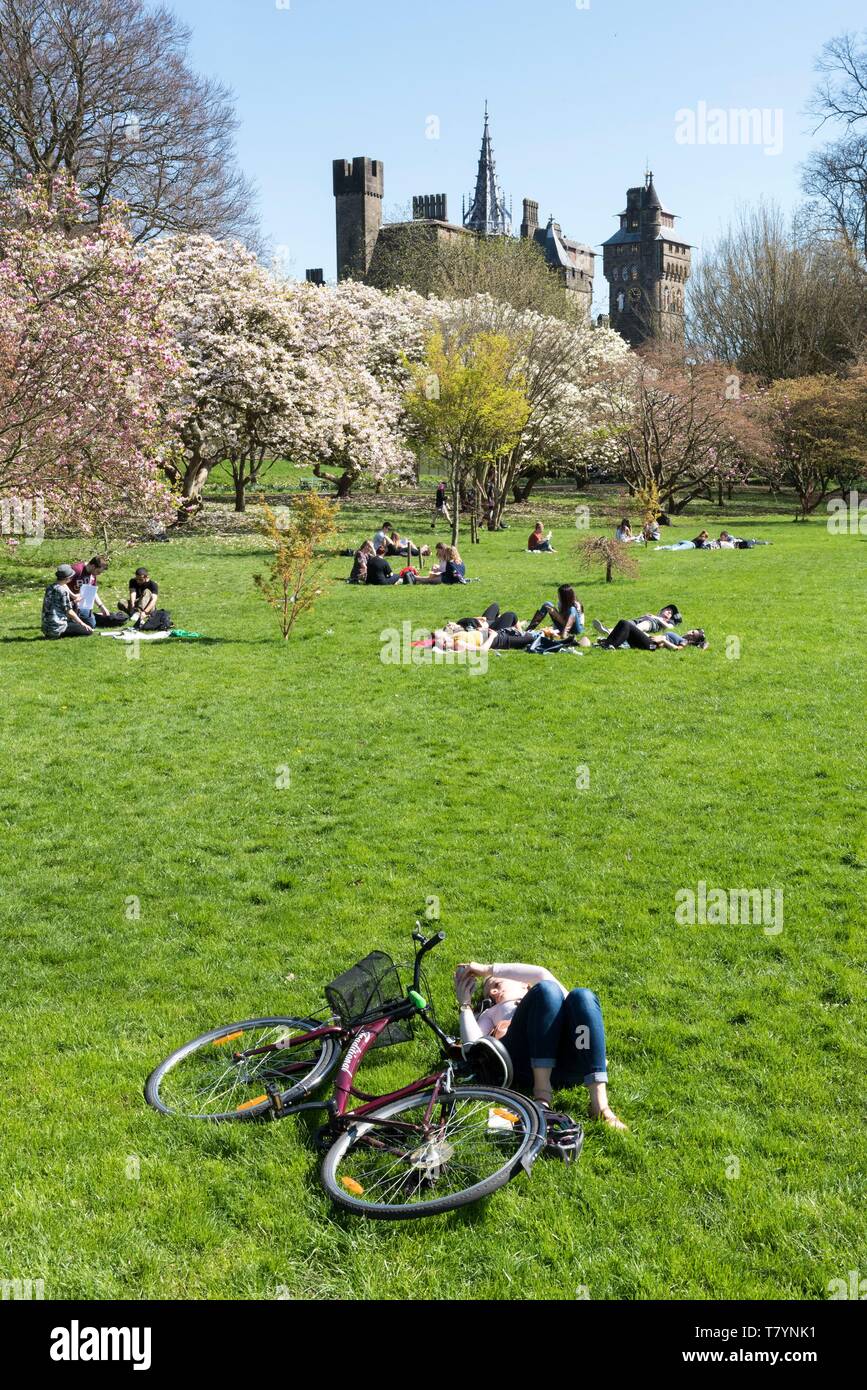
top-left (332, 156), bottom-right (384, 280)
top-left (601, 172), bottom-right (691, 347)
top-left (463, 104), bottom-right (511, 236)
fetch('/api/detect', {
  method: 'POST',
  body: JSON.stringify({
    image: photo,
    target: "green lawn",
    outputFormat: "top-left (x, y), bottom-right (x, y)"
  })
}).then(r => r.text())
top-left (1, 491), bottom-right (864, 1300)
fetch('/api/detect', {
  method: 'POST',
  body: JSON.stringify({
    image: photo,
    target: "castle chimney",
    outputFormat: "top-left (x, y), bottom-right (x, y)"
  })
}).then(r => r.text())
top-left (412, 193), bottom-right (448, 222)
top-left (520, 198), bottom-right (539, 240)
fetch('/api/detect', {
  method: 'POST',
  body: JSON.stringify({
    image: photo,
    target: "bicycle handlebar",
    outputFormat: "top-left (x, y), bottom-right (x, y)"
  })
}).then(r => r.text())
top-left (412, 923), bottom-right (445, 991)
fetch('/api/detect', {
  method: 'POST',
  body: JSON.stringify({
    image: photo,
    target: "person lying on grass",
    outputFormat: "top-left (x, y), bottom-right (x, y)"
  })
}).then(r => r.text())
top-left (595, 620), bottom-right (708, 651)
top-left (388, 529), bottom-right (430, 559)
top-left (431, 619), bottom-right (537, 652)
top-left (527, 585), bottom-right (590, 646)
top-left (718, 530), bottom-right (771, 549)
top-left (593, 604), bottom-right (681, 639)
top-left (454, 961), bottom-right (627, 1130)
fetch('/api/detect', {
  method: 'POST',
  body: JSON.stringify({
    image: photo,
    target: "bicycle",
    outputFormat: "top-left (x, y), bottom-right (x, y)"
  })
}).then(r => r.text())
top-left (145, 927), bottom-right (549, 1219)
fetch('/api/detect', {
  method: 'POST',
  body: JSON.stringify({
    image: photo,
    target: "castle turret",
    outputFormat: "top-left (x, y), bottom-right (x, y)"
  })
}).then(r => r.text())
top-left (333, 156), bottom-right (384, 281)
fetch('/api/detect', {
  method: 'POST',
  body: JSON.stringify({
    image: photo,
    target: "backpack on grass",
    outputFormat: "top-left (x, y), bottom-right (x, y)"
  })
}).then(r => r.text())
top-left (141, 609), bottom-right (172, 632)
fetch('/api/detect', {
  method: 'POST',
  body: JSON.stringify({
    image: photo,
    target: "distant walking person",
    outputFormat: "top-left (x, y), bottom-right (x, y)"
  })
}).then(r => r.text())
top-left (432, 480), bottom-right (451, 529)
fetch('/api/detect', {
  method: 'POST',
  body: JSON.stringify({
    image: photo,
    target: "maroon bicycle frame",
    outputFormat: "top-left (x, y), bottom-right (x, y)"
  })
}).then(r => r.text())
top-left (270, 1013), bottom-right (451, 1125)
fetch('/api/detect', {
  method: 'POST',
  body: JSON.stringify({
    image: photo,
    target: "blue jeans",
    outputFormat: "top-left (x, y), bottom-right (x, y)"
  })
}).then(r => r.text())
top-left (503, 980), bottom-right (608, 1087)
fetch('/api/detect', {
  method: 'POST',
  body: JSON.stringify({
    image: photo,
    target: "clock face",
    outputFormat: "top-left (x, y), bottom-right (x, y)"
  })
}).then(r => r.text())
top-left (628, 286), bottom-right (642, 305)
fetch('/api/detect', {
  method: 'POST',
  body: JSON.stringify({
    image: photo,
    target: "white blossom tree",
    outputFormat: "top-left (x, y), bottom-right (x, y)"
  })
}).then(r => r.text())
top-left (431, 294), bottom-right (633, 527)
top-left (146, 237), bottom-right (429, 511)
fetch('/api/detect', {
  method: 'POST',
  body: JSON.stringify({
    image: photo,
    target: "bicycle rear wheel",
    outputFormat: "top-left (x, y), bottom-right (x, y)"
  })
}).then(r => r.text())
top-left (320, 1086), bottom-right (544, 1219)
top-left (145, 1017), bottom-right (341, 1121)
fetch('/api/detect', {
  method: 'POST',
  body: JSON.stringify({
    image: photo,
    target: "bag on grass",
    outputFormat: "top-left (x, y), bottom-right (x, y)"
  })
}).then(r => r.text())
top-left (141, 609), bottom-right (172, 632)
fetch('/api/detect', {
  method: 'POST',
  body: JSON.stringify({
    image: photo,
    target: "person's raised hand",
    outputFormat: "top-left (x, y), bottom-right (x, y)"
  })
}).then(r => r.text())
top-left (466, 962), bottom-right (492, 979)
top-left (454, 966), bottom-right (475, 1008)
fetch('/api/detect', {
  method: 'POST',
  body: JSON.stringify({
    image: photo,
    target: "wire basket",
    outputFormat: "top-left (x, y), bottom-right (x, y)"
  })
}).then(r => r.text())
top-left (324, 951), bottom-right (413, 1049)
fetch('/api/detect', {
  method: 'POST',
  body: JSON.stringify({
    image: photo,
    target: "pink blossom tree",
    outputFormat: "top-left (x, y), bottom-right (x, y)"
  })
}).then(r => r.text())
top-left (0, 178), bottom-right (181, 539)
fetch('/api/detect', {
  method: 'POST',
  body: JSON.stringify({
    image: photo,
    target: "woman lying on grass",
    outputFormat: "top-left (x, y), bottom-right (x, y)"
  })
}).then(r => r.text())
top-left (594, 620), bottom-right (708, 651)
top-left (431, 616), bottom-right (537, 652)
top-left (455, 961), bottom-right (627, 1130)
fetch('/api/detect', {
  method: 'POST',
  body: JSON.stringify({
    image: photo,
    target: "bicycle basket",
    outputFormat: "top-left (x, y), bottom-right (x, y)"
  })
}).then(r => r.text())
top-left (324, 951), bottom-right (413, 1049)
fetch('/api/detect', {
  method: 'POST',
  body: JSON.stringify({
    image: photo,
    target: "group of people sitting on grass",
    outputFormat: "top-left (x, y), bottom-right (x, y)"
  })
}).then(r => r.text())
top-left (40, 556), bottom-right (165, 639)
top-left (350, 536), bottom-right (467, 586)
top-left (615, 517), bottom-right (662, 544)
top-left (411, 585), bottom-right (708, 655)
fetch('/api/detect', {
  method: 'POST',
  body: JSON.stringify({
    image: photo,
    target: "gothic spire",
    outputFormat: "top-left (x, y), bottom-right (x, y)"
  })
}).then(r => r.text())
top-left (463, 104), bottom-right (511, 236)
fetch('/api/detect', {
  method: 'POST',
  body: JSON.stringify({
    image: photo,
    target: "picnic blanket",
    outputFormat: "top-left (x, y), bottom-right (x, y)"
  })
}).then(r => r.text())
top-left (100, 628), bottom-right (203, 642)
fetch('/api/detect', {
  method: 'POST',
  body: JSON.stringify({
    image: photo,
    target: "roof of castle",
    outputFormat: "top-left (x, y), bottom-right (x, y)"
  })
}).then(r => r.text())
top-left (617, 173), bottom-right (674, 219)
top-left (538, 216), bottom-right (596, 266)
top-left (602, 227), bottom-right (693, 249)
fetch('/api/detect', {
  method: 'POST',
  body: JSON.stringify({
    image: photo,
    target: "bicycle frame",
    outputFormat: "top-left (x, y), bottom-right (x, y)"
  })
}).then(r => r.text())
top-left (247, 1012), bottom-right (452, 1125)
top-left (224, 929), bottom-right (465, 1129)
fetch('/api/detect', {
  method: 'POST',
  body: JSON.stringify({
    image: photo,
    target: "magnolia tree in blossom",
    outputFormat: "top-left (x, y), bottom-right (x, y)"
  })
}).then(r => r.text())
top-left (609, 347), bottom-right (770, 516)
top-left (146, 236), bottom-right (429, 509)
top-left (0, 179), bottom-right (181, 538)
top-left (426, 294), bottom-right (633, 529)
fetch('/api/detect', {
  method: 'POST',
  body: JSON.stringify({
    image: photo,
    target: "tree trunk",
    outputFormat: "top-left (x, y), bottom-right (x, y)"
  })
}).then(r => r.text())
top-left (234, 472), bottom-right (246, 513)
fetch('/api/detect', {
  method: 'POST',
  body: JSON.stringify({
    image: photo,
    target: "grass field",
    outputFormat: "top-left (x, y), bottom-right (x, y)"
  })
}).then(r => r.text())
top-left (1, 489), bottom-right (864, 1300)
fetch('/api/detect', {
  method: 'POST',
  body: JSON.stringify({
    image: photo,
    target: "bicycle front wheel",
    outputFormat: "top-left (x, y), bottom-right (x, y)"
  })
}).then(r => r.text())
top-left (320, 1086), bottom-right (543, 1219)
top-left (145, 1017), bottom-right (341, 1121)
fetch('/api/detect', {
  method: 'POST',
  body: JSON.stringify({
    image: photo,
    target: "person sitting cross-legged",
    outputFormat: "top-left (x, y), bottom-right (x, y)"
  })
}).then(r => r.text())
top-left (41, 565), bottom-right (96, 639)
top-left (527, 521), bottom-right (555, 553)
top-left (527, 585), bottom-right (590, 646)
top-left (119, 568), bottom-right (159, 625)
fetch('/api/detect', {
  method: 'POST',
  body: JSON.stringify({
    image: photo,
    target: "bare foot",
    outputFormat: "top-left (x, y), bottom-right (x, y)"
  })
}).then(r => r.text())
top-left (591, 1105), bottom-right (628, 1132)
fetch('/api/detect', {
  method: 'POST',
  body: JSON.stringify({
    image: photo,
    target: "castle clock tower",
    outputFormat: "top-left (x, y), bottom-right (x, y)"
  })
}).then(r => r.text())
top-left (602, 173), bottom-right (691, 347)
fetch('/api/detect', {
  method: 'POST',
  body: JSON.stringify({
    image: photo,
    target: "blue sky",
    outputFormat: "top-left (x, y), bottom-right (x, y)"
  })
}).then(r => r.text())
top-left (170, 0), bottom-right (862, 315)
